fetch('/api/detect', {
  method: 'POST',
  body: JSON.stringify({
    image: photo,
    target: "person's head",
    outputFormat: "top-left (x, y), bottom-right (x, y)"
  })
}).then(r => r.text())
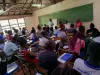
top-left (31, 27), bottom-right (36, 33)
top-left (19, 28), bottom-right (21, 30)
top-left (87, 42), bottom-right (100, 66)
top-left (37, 25), bottom-right (41, 30)
top-left (65, 20), bottom-right (68, 24)
top-left (44, 24), bottom-right (47, 27)
top-left (32, 27), bottom-right (34, 30)
top-left (18, 37), bottom-right (27, 48)
top-left (45, 40), bottom-right (56, 51)
top-left (90, 23), bottom-right (95, 29)
top-left (49, 18), bottom-right (52, 22)
top-left (41, 31), bottom-right (48, 37)
top-left (79, 26), bottom-right (85, 34)
top-left (69, 32), bottom-right (84, 50)
top-left (12, 35), bottom-right (18, 43)
top-left (52, 66), bottom-right (81, 75)
top-left (8, 30), bottom-right (12, 35)
top-left (55, 26), bottom-right (58, 30)
top-left (5, 30), bottom-right (8, 34)
top-left (70, 23), bottom-right (74, 28)
top-left (59, 21), bottom-right (62, 24)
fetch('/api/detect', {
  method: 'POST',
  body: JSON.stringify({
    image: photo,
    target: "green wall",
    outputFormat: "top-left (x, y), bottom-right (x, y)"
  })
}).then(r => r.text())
top-left (39, 3), bottom-right (93, 26)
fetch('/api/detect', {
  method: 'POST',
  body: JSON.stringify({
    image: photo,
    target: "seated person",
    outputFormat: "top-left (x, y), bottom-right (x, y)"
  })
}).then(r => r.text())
top-left (86, 23), bottom-right (99, 37)
top-left (59, 38), bottom-right (68, 49)
top-left (18, 37), bottom-right (38, 63)
top-left (0, 32), bottom-right (5, 50)
top-left (53, 26), bottom-right (59, 37)
top-left (29, 27), bottom-right (39, 49)
top-left (79, 26), bottom-right (85, 39)
top-left (52, 66), bottom-right (81, 75)
top-left (7, 30), bottom-right (13, 41)
top-left (68, 32), bottom-right (85, 55)
top-left (57, 28), bottom-right (66, 38)
top-left (39, 31), bottom-right (50, 47)
top-left (73, 41), bottom-right (100, 75)
top-left (38, 40), bottom-right (57, 74)
top-left (67, 23), bottom-right (77, 34)
top-left (36, 25), bottom-right (42, 37)
top-left (4, 36), bottom-right (18, 63)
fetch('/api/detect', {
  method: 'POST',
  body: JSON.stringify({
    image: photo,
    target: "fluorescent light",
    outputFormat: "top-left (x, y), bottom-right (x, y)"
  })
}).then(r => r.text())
top-left (32, 4), bottom-right (45, 7)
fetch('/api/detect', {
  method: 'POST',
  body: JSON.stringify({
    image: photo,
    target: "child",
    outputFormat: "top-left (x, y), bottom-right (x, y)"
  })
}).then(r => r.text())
top-left (18, 37), bottom-right (38, 64)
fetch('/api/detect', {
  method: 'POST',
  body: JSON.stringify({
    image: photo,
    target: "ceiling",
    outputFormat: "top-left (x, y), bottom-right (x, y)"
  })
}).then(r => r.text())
top-left (0, 0), bottom-right (64, 16)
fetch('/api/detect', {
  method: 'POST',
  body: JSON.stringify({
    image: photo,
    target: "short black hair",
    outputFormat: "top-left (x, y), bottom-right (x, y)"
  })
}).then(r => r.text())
top-left (90, 23), bottom-right (94, 29)
top-left (79, 26), bottom-right (85, 34)
top-left (7, 30), bottom-right (12, 34)
top-left (70, 23), bottom-right (74, 28)
top-left (55, 26), bottom-right (58, 29)
top-left (18, 37), bottom-right (27, 47)
top-left (88, 42), bottom-right (100, 62)
top-left (31, 28), bottom-right (36, 33)
top-left (45, 40), bottom-right (56, 51)
top-left (37, 25), bottom-right (41, 30)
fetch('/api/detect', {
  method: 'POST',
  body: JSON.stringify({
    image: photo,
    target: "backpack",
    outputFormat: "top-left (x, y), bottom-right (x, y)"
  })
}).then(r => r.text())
top-left (0, 49), bottom-right (7, 75)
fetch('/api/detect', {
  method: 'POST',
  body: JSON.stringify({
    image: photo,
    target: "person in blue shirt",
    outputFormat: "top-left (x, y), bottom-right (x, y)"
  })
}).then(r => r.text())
top-left (53, 26), bottom-right (59, 37)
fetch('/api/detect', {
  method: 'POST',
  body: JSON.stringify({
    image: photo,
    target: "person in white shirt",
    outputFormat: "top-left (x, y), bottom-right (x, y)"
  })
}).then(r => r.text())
top-left (4, 36), bottom-right (18, 61)
top-left (48, 19), bottom-right (54, 27)
top-left (64, 20), bottom-right (70, 29)
top-left (39, 31), bottom-right (49, 47)
top-left (73, 41), bottom-right (100, 75)
top-left (30, 27), bottom-right (36, 40)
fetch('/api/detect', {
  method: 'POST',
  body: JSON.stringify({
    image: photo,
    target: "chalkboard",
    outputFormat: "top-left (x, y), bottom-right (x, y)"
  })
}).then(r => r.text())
top-left (39, 3), bottom-right (93, 26)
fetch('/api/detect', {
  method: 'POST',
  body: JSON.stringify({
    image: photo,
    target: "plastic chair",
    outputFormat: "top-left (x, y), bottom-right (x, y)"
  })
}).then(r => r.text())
top-left (5, 62), bottom-right (18, 75)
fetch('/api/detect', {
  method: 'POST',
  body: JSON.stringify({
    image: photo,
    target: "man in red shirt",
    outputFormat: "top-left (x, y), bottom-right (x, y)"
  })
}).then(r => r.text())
top-left (75, 19), bottom-right (83, 30)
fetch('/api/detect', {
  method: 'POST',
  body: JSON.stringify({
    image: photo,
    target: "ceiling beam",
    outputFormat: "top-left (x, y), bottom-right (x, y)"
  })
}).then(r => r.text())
top-left (2, 0), bottom-right (6, 10)
top-left (0, 3), bottom-right (31, 4)
top-left (19, 0), bottom-right (28, 15)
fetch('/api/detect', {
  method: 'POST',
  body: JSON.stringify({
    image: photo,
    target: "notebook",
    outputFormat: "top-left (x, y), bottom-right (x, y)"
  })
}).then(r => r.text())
top-left (58, 53), bottom-right (73, 63)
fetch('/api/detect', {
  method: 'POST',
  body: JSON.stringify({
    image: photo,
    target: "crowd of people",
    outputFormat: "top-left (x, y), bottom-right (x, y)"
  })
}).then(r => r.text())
top-left (0, 18), bottom-right (100, 75)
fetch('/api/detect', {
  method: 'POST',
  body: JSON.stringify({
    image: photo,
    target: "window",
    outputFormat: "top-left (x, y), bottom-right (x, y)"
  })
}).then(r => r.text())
top-left (9, 19), bottom-right (17, 25)
top-left (0, 18), bottom-right (26, 34)
top-left (18, 18), bottom-right (24, 23)
top-left (0, 20), bottom-right (9, 26)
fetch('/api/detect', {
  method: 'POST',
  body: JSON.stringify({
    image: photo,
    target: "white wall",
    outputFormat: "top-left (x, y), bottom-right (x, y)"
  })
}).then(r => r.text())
top-left (25, 0), bottom-right (100, 30)
top-left (24, 16), bottom-right (35, 31)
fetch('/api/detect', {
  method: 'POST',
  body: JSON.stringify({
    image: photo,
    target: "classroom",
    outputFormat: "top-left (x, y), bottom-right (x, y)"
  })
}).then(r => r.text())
top-left (0, 0), bottom-right (100, 75)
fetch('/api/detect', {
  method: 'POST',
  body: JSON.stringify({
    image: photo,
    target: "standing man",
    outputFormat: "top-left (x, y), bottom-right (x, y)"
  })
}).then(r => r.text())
top-left (48, 19), bottom-right (54, 27)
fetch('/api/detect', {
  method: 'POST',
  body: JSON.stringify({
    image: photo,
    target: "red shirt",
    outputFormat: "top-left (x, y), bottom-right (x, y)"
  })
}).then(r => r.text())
top-left (7, 35), bottom-right (12, 41)
top-left (18, 50), bottom-right (39, 64)
top-left (75, 21), bottom-right (82, 28)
